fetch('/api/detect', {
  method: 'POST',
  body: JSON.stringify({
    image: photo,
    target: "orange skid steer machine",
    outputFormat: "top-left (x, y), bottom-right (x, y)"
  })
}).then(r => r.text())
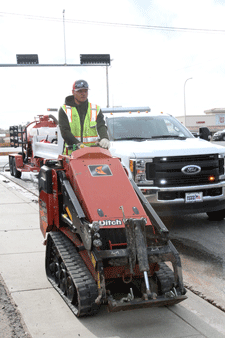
top-left (39, 146), bottom-right (187, 317)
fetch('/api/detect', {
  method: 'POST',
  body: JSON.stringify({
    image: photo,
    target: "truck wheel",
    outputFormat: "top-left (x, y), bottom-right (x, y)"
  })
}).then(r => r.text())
top-left (9, 157), bottom-right (14, 176)
top-left (207, 209), bottom-right (225, 221)
top-left (12, 158), bottom-right (22, 179)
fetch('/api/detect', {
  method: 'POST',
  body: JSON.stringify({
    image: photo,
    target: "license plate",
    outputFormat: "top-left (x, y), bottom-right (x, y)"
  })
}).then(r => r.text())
top-left (185, 192), bottom-right (203, 203)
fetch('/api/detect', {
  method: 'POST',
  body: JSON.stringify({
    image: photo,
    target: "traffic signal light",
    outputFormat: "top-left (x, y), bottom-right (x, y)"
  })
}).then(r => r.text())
top-left (80, 54), bottom-right (110, 65)
top-left (16, 54), bottom-right (39, 64)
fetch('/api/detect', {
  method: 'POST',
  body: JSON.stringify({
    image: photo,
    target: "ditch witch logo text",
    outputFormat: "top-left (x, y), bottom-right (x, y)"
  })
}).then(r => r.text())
top-left (88, 165), bottom-right (112, 177)
top-left (99, 219), bottom-right (122, 226)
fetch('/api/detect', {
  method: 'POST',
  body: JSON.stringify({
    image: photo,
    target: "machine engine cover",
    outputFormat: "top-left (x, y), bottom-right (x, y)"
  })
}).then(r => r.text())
top-left (68, 148), bottom-right (151, 228)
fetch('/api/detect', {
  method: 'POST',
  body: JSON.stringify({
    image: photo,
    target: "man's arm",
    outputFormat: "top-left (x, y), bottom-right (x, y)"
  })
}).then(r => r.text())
top-left (96, 110), bottom-right (109, 140)
top-left (97, 110), bottom-right (110, 149)
top-left (58, 107), bottom-right (79, 145)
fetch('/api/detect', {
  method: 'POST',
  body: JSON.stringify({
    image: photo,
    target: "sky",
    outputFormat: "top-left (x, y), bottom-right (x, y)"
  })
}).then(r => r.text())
top-left (1, 0), bottom-right (225, 129)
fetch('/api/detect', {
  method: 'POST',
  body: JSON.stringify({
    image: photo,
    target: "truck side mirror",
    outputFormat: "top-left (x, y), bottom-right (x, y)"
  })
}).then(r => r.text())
top-left (199, 127), bottom-right (211, 141)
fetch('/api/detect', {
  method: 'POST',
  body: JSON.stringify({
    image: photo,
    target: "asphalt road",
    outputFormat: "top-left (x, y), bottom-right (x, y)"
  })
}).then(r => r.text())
top-left (162, 213), bottom-right (225, 310)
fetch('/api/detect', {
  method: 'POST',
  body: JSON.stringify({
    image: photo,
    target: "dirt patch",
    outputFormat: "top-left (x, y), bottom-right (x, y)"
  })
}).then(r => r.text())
top-left (179, 252), bottom-right (225, 312)
top-left (0, 274), bottom-right (31, 338)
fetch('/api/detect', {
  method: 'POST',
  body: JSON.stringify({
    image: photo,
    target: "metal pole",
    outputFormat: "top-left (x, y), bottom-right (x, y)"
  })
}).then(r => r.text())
top-left (63, 10), bottom-right (67, 65)
top-left (184, 77), bottom-right (192, 127)
top-left (106, 65), bottom-right (109, 107)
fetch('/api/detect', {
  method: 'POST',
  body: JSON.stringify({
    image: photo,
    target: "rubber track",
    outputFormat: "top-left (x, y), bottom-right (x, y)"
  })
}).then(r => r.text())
top-left (46, 231), bottom-right (99, 317)
top-left (155, 262), bottom-right (176, 295)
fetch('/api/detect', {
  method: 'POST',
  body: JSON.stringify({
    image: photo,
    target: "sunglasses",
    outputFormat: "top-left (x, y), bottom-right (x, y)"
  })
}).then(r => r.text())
top-left (75, 82), bottom-right (88, 89)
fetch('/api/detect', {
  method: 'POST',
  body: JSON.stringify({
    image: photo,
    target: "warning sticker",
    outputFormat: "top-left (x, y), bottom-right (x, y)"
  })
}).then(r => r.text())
top-left (88, 165), bottom-right (112, 177)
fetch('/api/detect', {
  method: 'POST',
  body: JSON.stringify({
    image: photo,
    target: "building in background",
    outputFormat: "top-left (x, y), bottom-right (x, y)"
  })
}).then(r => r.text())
top-left (176, 108), bottom-right (225, 134)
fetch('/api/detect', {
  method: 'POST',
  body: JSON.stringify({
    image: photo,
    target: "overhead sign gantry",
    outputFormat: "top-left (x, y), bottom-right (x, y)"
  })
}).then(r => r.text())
top-left (0, 53), bottom-right (111, 106)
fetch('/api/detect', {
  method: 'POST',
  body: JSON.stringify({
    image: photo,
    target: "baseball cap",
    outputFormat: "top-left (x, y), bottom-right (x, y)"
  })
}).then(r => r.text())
top-left (72, 80), bottom-right (89, 92)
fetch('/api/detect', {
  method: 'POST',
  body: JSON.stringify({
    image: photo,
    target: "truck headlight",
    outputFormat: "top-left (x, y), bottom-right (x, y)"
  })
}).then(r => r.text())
top-left (130, 159), bottom-right (152, 184)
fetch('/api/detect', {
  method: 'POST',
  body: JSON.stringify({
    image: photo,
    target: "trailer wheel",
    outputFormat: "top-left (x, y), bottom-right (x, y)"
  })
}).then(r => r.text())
top-left (12, 158), bottom-right (22, 179)
top-left (9, 157), bottom-right (14, 176)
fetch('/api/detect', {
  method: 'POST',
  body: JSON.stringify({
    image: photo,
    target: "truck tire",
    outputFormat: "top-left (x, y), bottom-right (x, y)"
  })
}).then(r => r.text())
top-left (207, 209), bottom-right (225, 221)
top-left (12, 158), bottom-right (22, 179)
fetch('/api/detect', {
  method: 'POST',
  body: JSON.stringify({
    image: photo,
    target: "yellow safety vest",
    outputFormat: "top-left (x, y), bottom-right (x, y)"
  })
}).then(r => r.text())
top-left (62, 102), bottom-right (100, 154)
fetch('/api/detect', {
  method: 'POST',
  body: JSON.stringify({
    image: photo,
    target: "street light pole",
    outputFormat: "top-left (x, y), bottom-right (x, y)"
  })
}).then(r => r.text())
top-left (106, 64), bottom-right (109, 107)
top-left (184, 77), bottom-right (192, 127)
top-left (63, 10), bottom-right (67, 65)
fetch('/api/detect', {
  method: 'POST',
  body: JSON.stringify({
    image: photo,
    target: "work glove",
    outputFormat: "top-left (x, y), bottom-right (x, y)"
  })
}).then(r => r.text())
top-left (99, 138), bottom-right (110, 149)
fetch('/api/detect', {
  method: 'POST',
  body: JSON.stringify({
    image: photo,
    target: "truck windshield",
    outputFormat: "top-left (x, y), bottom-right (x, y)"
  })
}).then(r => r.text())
top-left (106, 115), bottom-right (193, 141)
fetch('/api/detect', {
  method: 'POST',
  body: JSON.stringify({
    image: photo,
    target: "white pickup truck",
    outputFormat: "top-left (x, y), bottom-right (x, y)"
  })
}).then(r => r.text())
top-left (102, 107), bottom-right (225, 221)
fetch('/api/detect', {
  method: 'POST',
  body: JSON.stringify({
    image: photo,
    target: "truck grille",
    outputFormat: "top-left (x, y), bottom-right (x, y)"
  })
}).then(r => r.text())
top-left (145, 154), bottom-right (223, 187)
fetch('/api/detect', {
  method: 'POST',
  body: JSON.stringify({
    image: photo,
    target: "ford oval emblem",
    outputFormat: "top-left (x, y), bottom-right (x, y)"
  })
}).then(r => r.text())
top-left (181, 165), bottom-right (201, 175)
